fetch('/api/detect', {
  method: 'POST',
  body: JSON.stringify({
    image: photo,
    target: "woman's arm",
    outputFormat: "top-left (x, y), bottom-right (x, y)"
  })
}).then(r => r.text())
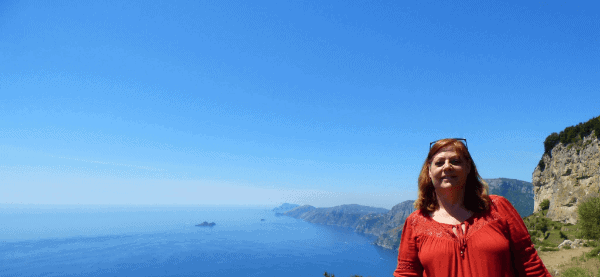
top-left (394, 215), bottom-right (423, 277)
top-left (494, 196), bottom-right (551, 277)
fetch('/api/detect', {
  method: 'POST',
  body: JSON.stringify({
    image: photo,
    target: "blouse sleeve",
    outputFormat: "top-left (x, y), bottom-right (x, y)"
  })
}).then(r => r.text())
top-left (494, 196), bottom-right (551, 277)
top-left (394, 215), bottom-right (423, 277)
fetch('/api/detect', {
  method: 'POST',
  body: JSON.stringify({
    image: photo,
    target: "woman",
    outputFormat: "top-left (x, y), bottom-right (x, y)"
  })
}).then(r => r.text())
top-left (394, 138), bottom-right (550, 277)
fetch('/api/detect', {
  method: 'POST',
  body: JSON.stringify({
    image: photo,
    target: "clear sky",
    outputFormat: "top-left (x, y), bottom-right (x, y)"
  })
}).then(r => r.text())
top-left (1, 0), bottom-right (599, 209)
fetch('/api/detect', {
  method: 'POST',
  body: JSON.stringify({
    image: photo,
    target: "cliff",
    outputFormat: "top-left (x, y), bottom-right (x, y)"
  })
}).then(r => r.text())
top-left (533, 132), bottom-right (600, 224)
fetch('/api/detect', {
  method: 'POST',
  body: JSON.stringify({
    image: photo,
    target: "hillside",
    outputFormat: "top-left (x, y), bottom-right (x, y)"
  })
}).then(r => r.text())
top-left (486, 178), bottom-right (534, 217)
top-left (287, 204), bottom-right (388, 229)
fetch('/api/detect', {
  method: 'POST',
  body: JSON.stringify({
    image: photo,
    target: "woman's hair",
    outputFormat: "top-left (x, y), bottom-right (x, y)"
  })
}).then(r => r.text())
top-left (414, 138), bottom-right (491, 213)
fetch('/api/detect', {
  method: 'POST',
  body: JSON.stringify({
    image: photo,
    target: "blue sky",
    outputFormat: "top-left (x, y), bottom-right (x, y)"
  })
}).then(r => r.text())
top-left (1, 0), bottom-right (599, 208)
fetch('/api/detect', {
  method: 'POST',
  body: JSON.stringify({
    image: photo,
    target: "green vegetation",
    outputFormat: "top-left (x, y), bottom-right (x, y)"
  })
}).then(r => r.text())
top-left (540, 199), bottom-right (550, 211)
top-left (523, 209), bottom-right (581, 251)
top-left (578, 197), bottom-right (600, 239)
top-left (542, 115), bottom-right (600, 155)
top-left (561, 267), bottom-right (592, 277)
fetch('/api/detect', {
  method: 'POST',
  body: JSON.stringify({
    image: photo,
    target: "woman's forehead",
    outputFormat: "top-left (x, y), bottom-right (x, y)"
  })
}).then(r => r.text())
top-left (431, 146), bottom-right (461, 158)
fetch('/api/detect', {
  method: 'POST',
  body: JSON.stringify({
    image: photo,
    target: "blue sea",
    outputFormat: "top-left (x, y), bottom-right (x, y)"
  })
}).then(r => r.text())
top-left (0, 205), bottom-right (398, 277)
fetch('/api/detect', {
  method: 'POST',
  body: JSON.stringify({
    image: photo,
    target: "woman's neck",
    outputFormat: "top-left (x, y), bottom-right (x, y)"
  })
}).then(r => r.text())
top-left (432, 188), bottom-right (472, 224)
top-left (435, 187), bottom-right (467, 213)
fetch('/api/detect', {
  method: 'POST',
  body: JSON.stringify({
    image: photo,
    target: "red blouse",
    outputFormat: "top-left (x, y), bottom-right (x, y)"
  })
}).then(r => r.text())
top-left (394, 195), bottom-right (550, 277)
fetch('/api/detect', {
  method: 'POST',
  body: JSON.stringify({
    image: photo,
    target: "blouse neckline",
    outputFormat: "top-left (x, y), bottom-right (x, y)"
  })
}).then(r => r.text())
top-left (425, 210), bottom-right (478, 227)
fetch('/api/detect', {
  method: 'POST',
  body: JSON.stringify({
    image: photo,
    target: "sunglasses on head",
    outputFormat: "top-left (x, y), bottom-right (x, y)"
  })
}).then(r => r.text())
top-left (429, 138), bottom-right (468, 150)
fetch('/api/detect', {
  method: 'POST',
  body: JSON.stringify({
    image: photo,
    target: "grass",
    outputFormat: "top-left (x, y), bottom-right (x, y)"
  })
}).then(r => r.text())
top-left (523, 210), bottom-right (583, 251)
top-left (561, 267), bottom-right (593, 277)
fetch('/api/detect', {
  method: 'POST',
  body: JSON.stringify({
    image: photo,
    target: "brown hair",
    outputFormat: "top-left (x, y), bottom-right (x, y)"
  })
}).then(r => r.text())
top-left (414, 138), bottom-right (490, 213)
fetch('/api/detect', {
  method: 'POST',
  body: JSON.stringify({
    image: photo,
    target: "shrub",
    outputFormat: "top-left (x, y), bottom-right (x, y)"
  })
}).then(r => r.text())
top-left (578, 197), bottom-right (600, 239)
top-left (544, 132), bottom-right (560, 154)
top-left (562, 267), bottom-right (589, 277)
top-left (529, 230), bottom-right (539, 238)
top-left (586, 246), bottom-right (600, 258)
top-left (584, 240), bottom-right (599, 247)
top-left (536, 220), bottom-right (549, 234)
top-left (539, 199), bottom-right (550, 211)
top-left (537, 159), bottom-right (545, 171)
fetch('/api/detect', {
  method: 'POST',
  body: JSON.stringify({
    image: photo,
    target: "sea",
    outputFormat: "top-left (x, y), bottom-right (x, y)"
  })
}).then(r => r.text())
top-left (0, 205), bottom-right (399, 277)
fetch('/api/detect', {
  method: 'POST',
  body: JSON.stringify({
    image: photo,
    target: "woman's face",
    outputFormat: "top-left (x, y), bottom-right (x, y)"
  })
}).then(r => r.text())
top-left (428, 145), bottom-right (471, 191)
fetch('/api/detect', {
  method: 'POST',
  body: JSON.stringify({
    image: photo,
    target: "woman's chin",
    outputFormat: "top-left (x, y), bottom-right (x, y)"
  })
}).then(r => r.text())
top-left (436, 181), bottom-right (463, 189)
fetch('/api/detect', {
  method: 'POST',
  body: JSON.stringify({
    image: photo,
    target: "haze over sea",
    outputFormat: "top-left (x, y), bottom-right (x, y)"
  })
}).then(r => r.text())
top-left (1, 205), bottom-right (397, 277)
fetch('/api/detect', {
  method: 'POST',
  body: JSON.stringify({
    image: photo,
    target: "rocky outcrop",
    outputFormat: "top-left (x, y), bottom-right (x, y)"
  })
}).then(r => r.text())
top-left (486, 178), bottom-right (534, 217)
top-left (370, 200), bottom-right (415, 249)
top-left (272, 203), bottom-right (300, 213)
top-left (374, 225), bottom-right (403, 250)
top-left (287, 204), bottom-right (388, 228)
top-left (532, 133), bottom-right (600, 224)
top-left (356, 200), bottom-right (415, 237)
top-left (558, 239), bottom-right (588, 249)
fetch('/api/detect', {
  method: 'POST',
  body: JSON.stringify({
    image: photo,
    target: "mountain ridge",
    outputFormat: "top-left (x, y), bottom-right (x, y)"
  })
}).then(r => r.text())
top-left (274, 177), bottom-right (533, 250)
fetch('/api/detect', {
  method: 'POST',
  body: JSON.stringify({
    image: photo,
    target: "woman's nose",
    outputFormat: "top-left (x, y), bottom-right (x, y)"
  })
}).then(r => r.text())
top-left (443, 161), bottom-right (453, 170)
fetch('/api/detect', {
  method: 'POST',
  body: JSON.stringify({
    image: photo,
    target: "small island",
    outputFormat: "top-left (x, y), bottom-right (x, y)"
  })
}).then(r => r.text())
top-left (196, 221), bottom-right (216, 227)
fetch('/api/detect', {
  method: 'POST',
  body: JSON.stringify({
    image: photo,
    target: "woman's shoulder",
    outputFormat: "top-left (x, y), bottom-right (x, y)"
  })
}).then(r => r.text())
top-left (487, 195), bottom-right (520, 216)
top-left (488, 194), bottom-right (510, 207)
top-left (488, 194), bottom-right (506, 201)
top-left (408, 208), bottom-right (426, 218)
top-left (404, 209), bottom-right (430, 226)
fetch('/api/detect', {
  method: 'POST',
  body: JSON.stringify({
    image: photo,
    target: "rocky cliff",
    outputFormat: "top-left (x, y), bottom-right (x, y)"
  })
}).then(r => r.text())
top-left (533, 132), bottom-right (600, 224)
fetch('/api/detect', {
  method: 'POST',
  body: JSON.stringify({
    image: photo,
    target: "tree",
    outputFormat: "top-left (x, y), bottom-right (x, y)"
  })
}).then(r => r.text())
top-left (578, 196), bottom-right (600, 239)
top-left (539, 199), bottom-right (550, 211)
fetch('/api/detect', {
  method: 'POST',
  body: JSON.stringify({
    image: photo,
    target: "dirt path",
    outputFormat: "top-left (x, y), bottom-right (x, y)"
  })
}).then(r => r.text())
top-left (538, 247), bottom-right (598, 276)
top-left (539, 247), bottom-right (591, 268)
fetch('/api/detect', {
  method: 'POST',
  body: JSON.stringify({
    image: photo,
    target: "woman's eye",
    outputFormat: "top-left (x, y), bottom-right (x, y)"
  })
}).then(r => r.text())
top-left (435, 162), bottom-right (444, 166)
top-left (451, 159), bottom-right (461, 165)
